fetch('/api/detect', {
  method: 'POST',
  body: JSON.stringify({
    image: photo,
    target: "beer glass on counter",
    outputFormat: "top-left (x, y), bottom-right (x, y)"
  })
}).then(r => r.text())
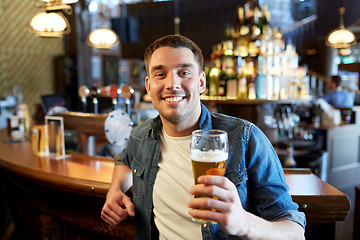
top-left (190, 129), bottom-right (228, 223)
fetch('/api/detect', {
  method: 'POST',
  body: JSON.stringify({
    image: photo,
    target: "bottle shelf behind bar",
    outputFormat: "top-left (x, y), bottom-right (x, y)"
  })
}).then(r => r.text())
top-left (200, 95), bottom-right (312, 105)
top-left (205, 1), bottom-right (315, 102)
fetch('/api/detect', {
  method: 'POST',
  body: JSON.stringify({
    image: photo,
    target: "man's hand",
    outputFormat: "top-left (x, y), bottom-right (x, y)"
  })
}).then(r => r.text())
top-left (101, 187), bottom-right (135, 225)
top-left (188, 175), bottom-right (248, 236)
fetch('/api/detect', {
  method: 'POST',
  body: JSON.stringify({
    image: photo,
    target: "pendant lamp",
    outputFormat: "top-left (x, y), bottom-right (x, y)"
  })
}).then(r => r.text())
top-left (87, 27), bottom-right (119, 49)
top-left (41, 0), bottom-right (79, 4)
top-left (29, 11), bottom-right (71, 37)
top-left (29, 0), bottom-right (76, 37)
top-left (325, 7), bottom-right (357, 48)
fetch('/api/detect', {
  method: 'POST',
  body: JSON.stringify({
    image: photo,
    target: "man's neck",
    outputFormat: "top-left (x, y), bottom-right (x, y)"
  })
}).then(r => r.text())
top-left (159, 102), bottom-right (203, 137)
top-left (161, 119), bottom-right (199, 137)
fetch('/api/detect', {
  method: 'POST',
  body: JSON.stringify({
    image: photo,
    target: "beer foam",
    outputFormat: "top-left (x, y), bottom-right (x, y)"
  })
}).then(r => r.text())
top-left (191, 149), bottom-right (228, 162)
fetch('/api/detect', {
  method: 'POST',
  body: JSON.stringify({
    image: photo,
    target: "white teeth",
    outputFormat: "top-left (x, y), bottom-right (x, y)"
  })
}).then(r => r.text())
top-left (165, 97), bottom-right (183, 102)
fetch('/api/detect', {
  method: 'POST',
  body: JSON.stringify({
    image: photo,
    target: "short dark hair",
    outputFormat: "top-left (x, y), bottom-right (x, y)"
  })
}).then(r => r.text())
top-left (331, 75), bottom-right (342, 87)
top-left (144, 35), bottom-right (204, 75)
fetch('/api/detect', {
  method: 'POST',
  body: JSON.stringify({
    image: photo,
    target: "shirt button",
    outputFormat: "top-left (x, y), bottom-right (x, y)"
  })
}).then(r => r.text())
top-left (154, 153), bottom-right (159, 157)
top-left (133, 169), bottom-right (137, 173)
top-left (148, 209), bottom-right (151, 213)
top-left (149, 182), bottom-right (153, 186)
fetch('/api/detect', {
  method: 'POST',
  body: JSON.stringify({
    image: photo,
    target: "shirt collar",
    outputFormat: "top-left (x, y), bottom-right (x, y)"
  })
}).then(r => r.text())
top-left (150, 102), bottom-right (213, 139)
top-left (198, 102), bottom-right (212, 130)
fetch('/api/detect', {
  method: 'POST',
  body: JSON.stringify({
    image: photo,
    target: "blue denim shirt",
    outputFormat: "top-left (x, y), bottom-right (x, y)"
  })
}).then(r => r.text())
top-left (322, 88), bottom-right (355, 108)
top-left (115, 103), bottom-right (306, 240)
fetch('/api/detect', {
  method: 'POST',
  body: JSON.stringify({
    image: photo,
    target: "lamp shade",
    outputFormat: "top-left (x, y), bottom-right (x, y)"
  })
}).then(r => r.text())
top-left (41, 0), bottom-right (79, 4)
top-left (29, 11), bottom-right (71, 37)
top-left (325, 7), bottom-right (357, 49)
top-left (339, 48), bottom-right (352, 56)
top-left (326, 27), bottom-right (357, 48)
top-left (87, 28), bottom-right (119, 49)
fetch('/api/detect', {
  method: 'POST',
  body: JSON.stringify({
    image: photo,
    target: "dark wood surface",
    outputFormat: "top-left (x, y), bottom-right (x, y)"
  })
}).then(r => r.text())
top-left (0, 129), bottom-right (134, 240)
top-left (284, 168), bottom-right (350, 223)
top-left (0, 131), bottom-right (113, 196)
top-left (0, 130), bottom-right (351, 239)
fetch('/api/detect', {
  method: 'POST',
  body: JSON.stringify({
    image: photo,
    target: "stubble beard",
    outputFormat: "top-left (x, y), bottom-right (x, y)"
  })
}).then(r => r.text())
top-left (156, 91), bottom-right (199, 125)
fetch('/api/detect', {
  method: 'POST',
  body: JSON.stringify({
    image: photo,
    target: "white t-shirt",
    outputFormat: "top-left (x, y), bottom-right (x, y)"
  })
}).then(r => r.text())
top-left (153, 128), bottom-right (202, 240)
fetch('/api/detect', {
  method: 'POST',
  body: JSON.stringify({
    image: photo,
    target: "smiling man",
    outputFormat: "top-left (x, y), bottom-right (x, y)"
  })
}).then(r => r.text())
top-left (145, 44), bottom-right (205, 136)
top-left (101, 35), bottom-right (306, 240)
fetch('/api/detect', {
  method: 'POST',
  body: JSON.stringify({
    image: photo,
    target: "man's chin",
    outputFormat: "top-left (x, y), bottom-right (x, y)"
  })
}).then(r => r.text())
top-left (158, 109), bottom-right (183, 123)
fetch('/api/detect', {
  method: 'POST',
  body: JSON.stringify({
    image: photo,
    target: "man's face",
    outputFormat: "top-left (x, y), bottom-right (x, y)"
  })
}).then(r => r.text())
top-left (328, 79), bottom-right (337, 90)
top-left (145, 47), bottom-right (206, 125)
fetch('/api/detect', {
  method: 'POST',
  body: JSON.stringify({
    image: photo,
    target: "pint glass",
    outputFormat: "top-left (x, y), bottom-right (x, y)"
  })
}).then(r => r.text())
top-left (190, 129), bottom-right (228, 223)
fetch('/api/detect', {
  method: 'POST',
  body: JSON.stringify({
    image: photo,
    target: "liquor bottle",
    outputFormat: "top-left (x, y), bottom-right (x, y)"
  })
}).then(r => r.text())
top-left (259, 4), bottom-right (272, 57)
top-left (282, 43), bottom-right (299, 99)
top-left (221, 40), bottom-right (237, 99)
top-left (250, 0), bottom-right (261, 41)
top-left (237, 58), bottom-right (247, 99)
top-left (248, 39), bottom-right (259, 58)
top-left (241, 4), bottom-right (251, 38)
top-left (226, 71), bottom-right (238, 99)
top-left (218, 67), bottom-right (228, 97)
top-left (209, 60), bottom-right (221, 97)
top-left (218, 39), bottom-right (235, 97)
top-left (256, 55), bottom-right (269, 99)
top-left (257, 4), bottom-right (270, 34)
top-left (234, 6), bottom-right (249, 57)
top-left (209, 44), bottom-right (222, 96)
top-left (244, 60), bottom-right (256, 100)
top-left (233, 7), bottom-right (242, 39)
top-left (266, 58), bottom-right (274, 100)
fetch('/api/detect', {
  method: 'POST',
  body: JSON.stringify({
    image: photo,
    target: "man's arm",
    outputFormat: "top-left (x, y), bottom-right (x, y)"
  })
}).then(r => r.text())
top-left (101, 164), bottom-right (135, 225)
top-left (188, 175), bottom-right (305, 240)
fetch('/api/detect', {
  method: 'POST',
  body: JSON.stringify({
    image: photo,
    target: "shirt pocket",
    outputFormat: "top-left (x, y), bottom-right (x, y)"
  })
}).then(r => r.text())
top-left (131, 159), bottom-right (145, 199)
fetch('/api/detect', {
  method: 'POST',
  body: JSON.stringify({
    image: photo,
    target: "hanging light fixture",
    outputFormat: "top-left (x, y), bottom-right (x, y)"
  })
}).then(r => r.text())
top-left (34, 0), bottom-right (75, 13)
top-left (325, 7), bottom-right (357, 48)
top-left (87, 27), bottom-right (119, 49)
top-left (339, 48), bottom-right (352, 56)
top-left (29, 0), bottom-right (76, 37)
top-left (29, 10), bottom-right (71, 37)
top-left (41, 0), bottom-right (79, 4)
top-left (86, 3), bottom-right (119, 49)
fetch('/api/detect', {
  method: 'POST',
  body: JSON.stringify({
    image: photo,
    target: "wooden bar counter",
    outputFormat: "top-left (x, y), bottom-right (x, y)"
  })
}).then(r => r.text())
top-left (0, 130), bottom-right (350, 240)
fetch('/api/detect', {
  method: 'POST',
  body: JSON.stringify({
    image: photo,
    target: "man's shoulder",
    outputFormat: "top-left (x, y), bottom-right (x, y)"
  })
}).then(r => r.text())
top-left (210, 112), bottom-right (254, 129)
top-left (130, 118), bottom-right (156, 140)
top-left (210, 112), bottom-right (259, 142)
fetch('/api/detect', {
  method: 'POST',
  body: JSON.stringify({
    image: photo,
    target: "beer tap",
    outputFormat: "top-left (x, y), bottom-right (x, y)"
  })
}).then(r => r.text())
top-left (120, 84), bottom-right (133, 115)
top-left (78, 85), bottom-right (89, 112)
top-left (109, 84), bottom-right (119, 110)
top-left (89, 84), bottom-right (99, 114)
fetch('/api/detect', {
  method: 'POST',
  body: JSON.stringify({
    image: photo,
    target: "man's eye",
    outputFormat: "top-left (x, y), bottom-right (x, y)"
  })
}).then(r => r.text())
top-left (180, 71), bottom-right (191, 76)
top-left (155, 73), bottom-right (165, 78)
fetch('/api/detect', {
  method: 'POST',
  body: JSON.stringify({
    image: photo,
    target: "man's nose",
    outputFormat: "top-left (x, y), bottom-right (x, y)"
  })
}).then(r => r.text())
top-left (165, 72), bottom-right (181, 90)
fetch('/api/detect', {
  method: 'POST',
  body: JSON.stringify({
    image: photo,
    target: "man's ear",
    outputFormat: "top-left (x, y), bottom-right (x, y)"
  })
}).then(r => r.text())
top-left (145, 76), bottom-right (150, 95)
top-left (199, 71), bottom-right (206, 94)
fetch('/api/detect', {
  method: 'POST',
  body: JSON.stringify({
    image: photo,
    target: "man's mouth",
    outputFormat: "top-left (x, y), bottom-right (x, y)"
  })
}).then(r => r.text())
top-left (164, 96), bottom-right (184, 102)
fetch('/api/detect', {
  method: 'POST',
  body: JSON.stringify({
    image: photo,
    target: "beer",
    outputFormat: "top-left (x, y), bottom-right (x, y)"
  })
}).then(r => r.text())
top-left (190, 129), bottom-right (228, 224)
top-left (190, 149), bottom-right (228, 223)
top-left (191, 150), bottom-right (228, 184)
